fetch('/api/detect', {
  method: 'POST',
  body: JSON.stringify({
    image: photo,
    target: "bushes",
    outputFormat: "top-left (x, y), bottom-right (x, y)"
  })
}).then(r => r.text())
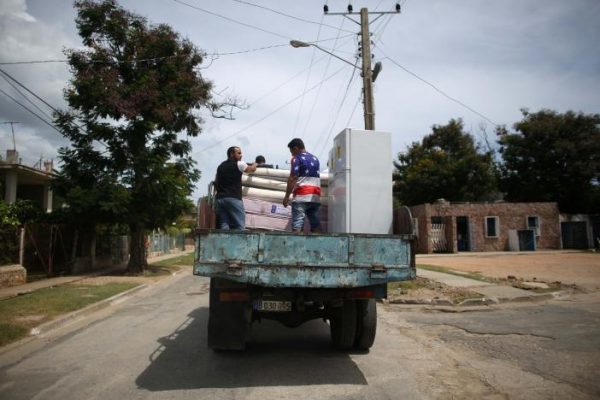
top-left (0, 224), bottom-right (19, 265)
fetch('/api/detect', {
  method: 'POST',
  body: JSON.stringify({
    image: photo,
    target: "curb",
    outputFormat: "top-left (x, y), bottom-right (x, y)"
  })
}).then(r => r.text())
top-left (0, 266), bottom-right (127, 301)
top-left (29, 283), bottom-right (149, 337)
top-left (0, 283), bottom-right (149, 357)
top-left (27, 267), bottom-right (193, 336)
top-left (387, 289), bottom-right (570, 308)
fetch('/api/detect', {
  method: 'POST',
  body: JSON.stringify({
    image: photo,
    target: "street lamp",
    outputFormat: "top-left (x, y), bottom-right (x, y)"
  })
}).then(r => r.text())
top-left (290, 39), bottom-right (382, 130)
top-left (289, 40), bottom-right (358, 69)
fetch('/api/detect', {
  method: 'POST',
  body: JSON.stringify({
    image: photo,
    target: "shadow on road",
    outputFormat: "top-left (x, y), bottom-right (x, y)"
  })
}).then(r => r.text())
top-left (136, 307), bottom-right (368, 390)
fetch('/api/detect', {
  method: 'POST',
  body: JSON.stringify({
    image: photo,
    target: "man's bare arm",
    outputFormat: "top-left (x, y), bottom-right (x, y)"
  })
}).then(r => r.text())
top-left (283, 173), bottom-right (297, 207)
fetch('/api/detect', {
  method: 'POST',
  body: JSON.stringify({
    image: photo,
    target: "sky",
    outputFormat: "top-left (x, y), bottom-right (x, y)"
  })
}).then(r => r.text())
top-left (1, 0), bottom-right (599, 199)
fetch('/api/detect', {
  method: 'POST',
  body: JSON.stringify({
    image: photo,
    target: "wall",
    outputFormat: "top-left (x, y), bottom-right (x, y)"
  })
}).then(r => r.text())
top-left (410, 202), bottom-right (561, 253)
top-left (0, 265), bottom-right (26, 288)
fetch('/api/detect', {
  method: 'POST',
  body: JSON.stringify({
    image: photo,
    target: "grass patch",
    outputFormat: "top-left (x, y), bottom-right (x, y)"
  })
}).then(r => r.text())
top-left (0, 282), bottom-right (138, 347)
top-left (144, 252), bottom-right (194, 277)
top-left (388, 280), bottom-right (428, 292)
top-left (149, 253), bottom-right (194, 268)
top-left (417, 264), bottom-right (498, 283)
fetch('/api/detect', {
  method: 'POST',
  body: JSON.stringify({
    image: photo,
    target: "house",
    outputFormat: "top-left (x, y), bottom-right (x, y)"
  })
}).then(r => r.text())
top-left (409, 200), bottom-right (561, 254)
top-left (0, 150), bottom-right (54, 211)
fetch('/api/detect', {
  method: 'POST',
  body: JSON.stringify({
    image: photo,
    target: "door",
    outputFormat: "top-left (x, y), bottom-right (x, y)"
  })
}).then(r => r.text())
top-left (561, 222), bottom-right (588, 249)
top-left (456, 216), bottom-right (470, 251)
top-left (518, 230), bottom-right (536, 251)
top-left (591, 217), bottom-right (600, 250)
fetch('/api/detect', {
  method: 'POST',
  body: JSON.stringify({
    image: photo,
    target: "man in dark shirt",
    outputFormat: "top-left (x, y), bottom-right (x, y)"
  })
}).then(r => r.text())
top-left (255, 155), bottom-right (273, 169)
top-left (214, 146), bottom-right (257, 229)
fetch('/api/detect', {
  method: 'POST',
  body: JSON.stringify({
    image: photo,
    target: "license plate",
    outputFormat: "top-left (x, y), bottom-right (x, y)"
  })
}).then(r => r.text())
top-left (254, 300), bottom-right (292, 312)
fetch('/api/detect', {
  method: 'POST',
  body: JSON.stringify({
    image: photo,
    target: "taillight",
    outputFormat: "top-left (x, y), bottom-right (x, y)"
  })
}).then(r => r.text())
top-left (348, 290), bottom-right (374, 299)
top-left (219, 291), bottom-right (250, 302)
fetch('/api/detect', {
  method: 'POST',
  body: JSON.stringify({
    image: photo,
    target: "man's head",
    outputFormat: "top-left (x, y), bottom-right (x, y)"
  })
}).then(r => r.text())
top-left (227, 146), bottom-right (242, 161)
top-left (287, 138), bottom-right (305, 156)
top-left (255, 155), bottom-right (266, 164)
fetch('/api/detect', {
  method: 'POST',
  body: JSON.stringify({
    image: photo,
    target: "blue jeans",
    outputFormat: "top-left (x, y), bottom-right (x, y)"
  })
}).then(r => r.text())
top-left (216, 198), bottom-right (245, 230)
top-left (291, 202), bottom-right (321, 231)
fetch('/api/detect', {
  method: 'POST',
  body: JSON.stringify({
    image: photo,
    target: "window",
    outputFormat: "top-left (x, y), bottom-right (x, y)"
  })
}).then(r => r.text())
top-left (431, 216), bottom-right (443, 224)
top-left (485, 216), bottom-right (499, 238)
top-left (527, 216), bottom-right (540, 236)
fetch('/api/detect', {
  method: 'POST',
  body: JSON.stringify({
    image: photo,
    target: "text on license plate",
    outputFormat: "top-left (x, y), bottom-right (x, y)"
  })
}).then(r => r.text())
top-left (254, 300), bottom-right (292, 312)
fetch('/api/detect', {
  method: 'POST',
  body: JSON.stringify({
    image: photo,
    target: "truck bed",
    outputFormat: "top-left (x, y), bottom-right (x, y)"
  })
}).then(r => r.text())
top-left (194, 229), bottom-right (415, 288)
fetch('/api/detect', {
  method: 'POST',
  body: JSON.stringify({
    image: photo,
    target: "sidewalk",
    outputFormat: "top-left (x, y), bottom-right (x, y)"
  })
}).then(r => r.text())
top-left (416, 268), bottom-right (563, 305)
top-left (0, 250), bottom-right (193, 301)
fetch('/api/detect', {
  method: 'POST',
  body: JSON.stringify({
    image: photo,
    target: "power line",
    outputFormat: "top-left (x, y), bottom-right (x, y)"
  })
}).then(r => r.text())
top-left (0, 68), bottom-right (110, 149)
top-left (0, 87), bottom-right (63, 135)
top-left (0, 74), bottom-right (54, 121)
top-left (206, 44), bottom-right (287, 56)
top-left (378, 48), bottom-right (498, 127)
top-left (301, 17), bottom-right (352, 139)
top-left (0, 36), bottom-right (356, 66)
top-left (174, 0), bottom-right (291, 40)
top-left (231, 0), bottom-right (355, 34)
top-left (193, 65), bottom-right (348, 156)
top-left (316, 59), bottom-right (360, 159)
top-left (292, 13), bottom-right (327, 136)
top-left (0, 68), bottom-right (62, 114)
top-left (247, 53), bottom-right (330, 108)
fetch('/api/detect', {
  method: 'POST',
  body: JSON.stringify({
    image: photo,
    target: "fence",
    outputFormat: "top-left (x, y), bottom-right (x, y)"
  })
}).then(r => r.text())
top-left (1, 223), bottom-right (189, 276)
top-left (146, 231), bottom-right (186, 257)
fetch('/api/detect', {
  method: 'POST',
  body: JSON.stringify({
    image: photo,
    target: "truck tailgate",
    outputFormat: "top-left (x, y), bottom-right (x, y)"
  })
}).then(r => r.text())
top-left (194, 230), bottom-right (415, 288)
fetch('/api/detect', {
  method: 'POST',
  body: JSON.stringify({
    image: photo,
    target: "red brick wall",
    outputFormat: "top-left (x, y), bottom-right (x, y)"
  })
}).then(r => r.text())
top-left (409, 202), bottom-right (560, 253)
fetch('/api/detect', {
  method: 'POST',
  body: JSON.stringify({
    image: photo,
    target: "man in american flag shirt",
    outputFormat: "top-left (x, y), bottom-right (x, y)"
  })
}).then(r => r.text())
top-left (283, 138), bottom-right (322, 233)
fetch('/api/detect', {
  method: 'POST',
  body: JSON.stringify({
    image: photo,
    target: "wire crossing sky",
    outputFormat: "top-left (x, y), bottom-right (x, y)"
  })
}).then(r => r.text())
top-left (1, 0), bottom-right (599, 200)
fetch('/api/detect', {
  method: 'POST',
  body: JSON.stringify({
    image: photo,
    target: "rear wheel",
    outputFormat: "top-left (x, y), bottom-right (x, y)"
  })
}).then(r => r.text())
top-left (329, 300), bottom-right (357, 350)
top-left (354, 299), bottom-right (377, 350)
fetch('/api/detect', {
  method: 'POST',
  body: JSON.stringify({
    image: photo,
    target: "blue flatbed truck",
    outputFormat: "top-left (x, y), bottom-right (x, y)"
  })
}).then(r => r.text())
top-left (194, 201), bottom-right (416, 351)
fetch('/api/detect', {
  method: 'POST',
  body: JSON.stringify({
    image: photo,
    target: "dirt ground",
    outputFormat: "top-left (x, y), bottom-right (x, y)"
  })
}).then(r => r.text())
top-left (417, 250), bottom-right (600, 291)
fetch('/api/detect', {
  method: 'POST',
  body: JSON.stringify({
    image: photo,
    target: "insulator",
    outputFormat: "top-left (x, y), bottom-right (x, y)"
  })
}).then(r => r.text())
top-left (348, 4), bottom-right (353, 12)
top-left (396, 3), bottom-right (401, 12)
top-left (324, 4), bottom-right (329, 13)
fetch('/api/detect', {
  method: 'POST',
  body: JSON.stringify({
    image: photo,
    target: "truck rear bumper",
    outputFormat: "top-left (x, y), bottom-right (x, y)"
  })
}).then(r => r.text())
top-left (194, 263), bottom-right (415, 288)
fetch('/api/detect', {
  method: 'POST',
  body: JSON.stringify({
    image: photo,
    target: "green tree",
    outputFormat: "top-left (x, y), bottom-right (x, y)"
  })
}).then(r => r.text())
top-left (394, 119), bottom-right (499, 206)
top-left (498, 109), bottom-right (600, 213)
top-left (54, 0), bottom-right (218, 273)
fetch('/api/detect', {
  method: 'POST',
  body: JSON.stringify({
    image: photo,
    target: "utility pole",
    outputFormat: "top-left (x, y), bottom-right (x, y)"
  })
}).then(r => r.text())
top-left (360, 8), bottom-right (374, 130)
top-left (324, 3), bottom-right (401, 130)
top-left (1, 121), bottom-right (20, 149)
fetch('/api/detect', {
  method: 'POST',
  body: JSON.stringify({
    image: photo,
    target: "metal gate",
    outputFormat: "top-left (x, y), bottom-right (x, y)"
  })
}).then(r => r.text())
top-left (430, 223), bottom-right (448, 252)
top-left (561, 222), bottom-right (588, 249)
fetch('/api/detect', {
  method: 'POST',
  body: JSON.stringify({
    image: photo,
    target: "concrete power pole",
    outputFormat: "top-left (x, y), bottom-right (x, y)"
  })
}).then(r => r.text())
top-left (360, 8), bottom-right (375, 130)
top-left (325, 4), bottom-right (400, 131)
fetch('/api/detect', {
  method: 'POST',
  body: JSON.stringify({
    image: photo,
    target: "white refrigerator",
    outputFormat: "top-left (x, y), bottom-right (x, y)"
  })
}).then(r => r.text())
top-left (328, 128), bottom-right (393, 234)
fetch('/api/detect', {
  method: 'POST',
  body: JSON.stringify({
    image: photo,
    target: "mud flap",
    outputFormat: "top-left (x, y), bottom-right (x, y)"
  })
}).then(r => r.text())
top-left (208, 278), bottom-right (250, 351)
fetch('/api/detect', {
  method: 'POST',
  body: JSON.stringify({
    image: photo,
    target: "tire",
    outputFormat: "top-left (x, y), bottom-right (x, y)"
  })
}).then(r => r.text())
top-left (208, 278), bottom-right (248, 351)
top-left (354, 299), bottom-right (377, 350)
top-left (330, 300), bottom-right (357, 350)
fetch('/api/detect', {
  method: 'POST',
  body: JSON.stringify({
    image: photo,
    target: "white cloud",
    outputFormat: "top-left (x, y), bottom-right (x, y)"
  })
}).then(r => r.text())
top-left (1, 0), bottom-right (599, 200)
top-left (0, 0), bottom-right (35, 22)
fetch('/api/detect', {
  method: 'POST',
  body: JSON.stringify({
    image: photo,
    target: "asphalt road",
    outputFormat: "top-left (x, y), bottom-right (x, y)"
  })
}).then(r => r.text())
top-left (0, 270), bottom-right (599, 399)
